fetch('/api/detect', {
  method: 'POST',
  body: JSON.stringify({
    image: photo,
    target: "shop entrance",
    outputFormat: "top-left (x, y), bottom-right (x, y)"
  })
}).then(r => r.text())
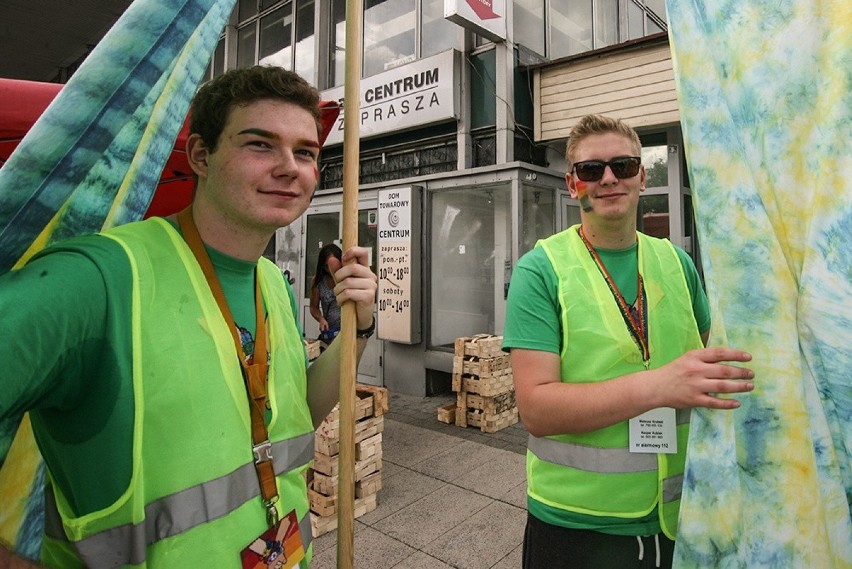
top-left (302, 200), bottom-right (382, 386)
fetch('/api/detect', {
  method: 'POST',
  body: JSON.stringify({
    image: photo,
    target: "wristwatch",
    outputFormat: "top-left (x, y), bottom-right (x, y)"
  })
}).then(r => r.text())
top-left (356, 317), bottom-right (376, 339)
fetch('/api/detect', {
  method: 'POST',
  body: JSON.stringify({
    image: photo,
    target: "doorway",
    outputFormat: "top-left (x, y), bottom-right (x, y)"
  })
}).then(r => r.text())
top-left (302, 200), bottom-right (382, 386)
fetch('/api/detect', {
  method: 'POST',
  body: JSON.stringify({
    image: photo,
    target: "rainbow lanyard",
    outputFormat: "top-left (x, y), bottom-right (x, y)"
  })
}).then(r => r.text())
top-left (578, 227), bottom-right (650, 367)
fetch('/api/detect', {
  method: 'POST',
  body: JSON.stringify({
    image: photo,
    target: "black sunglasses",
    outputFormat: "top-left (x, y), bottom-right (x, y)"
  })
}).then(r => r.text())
top-left (572, 156), bottom-right (641, 182)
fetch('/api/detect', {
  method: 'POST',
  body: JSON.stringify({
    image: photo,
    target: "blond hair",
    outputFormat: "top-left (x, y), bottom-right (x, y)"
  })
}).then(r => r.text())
top-left (565, 115), bottom-right (641, 168)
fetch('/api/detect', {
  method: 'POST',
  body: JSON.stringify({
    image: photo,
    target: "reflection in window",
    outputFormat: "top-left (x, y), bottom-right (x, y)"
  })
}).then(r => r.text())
top-left (551, 0), bottom-right (592, 58)
top-left (638, 194), bottom-right (669, 239)
top-left (522, 188), bottom-right (555, 255)
top-left (421, 0), bottom-right (458, 59)
top-left (642, 145), bottom-right (668, 188)
top-left (595, 0), bottom-right (618, 49)
top-left (294, 0), bottom-right (315, 79)
top-left (328, 0), bottom-right (346, 87)
top-left (237, 24), bottom-right (257, 69)
top-left (514, 0), bottom-right (545, 57)
top-left (430, 186), bottom-right (510, 348)
top-left (304, 212), bottom-right (340, 297)
top-left (259, 5), bottom-right (293, 68)
top-left (363, 0), bottom-right (415, 77)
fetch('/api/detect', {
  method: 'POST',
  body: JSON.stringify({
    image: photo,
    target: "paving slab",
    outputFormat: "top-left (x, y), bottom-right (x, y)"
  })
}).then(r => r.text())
top-left (408, 439), bottom-right (510, 483)
top-left (382, 420), bottom-right (464, 468)
top-left (310, 523), bottom-right (416, 569)
top-left (422, 501), bottom-right (526, 569)
top-left (357, 465), bottom-right (445, 525)
top-left (453, 450), bottom-right (526, 500)
top-left (391, 550), bottom-right (456, 568)
top-left (372, 483), bottom-right (493, 549)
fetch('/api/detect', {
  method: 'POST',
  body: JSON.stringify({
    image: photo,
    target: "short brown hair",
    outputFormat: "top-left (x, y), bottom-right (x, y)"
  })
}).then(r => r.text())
top-left (565, 114), bottom-right (641, 168)
top-left (190, 66), bottom-right (321, 152)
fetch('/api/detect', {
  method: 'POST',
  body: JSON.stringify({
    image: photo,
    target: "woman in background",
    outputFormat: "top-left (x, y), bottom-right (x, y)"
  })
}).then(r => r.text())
top-left (310, 243), bottom-right (342, 348)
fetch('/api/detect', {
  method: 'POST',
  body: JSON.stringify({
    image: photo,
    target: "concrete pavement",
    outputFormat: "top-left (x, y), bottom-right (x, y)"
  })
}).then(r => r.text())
top-left (310, 390), bottom-right (529, 569)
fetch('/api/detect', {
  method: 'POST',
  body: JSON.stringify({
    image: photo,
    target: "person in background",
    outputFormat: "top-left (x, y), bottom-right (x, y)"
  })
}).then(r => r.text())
top-left (0, 65), bottom-right (377, 568)
top-left (503, 114), bottom-right (755, 569)
top-left (310, 242), bottom-right (343, 348)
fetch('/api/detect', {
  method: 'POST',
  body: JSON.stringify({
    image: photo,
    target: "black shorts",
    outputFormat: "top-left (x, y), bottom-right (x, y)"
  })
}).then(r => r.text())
top-left (522, 512), bottom-right (675, 569)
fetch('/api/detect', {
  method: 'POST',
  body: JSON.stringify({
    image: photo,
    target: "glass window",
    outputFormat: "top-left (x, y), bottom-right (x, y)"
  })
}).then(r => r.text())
top-left (363, 0), bottom-right (415, 77)
top-left (294, 0), bottom-right (315, 79)
top-left (421, 0), bottom-right (458, 58)
top-left (328, 0), bottom-right (346, 87)
top-left (430, 185), bottom-right (511, 348)
top-left (304, 212), bottom-right (340, 297)
top-left (522, 187), bottom-right (555, 254)
top-left (358, 209), bottom-right (378, 276)
top-left (594, 0), bottom-right (618, 48)
top-left (237, 23), bottom-right (257, 68)
top-left (642, 144), bottom-right (668, 188)
top-left (239, 0), bottom-right (258, 22)
top-left (638, 193), bottom-right (669, 239)
top-left (550, 0), bottom-right (592, 59)
top-left (205, 36), bottom-right (226, 80)
top-left (627, 1), bottom-right (645, 39)
top-left (514, 0), bottom-right (545, 56)
top-left (259, 4), bottom-right (293, 68)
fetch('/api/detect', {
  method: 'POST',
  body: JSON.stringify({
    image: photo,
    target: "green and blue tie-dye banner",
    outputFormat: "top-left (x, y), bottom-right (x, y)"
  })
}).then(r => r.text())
top-left (0, 0), bottom-right (237, 558)
top-left (666, 0), bottom-right (851, 566)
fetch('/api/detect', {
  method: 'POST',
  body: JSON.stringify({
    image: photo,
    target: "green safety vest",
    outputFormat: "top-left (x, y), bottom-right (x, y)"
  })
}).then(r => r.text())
top-left (528, 226), bottom-right (703, 539)
top-left (39, 218), bottom-right (315, 568)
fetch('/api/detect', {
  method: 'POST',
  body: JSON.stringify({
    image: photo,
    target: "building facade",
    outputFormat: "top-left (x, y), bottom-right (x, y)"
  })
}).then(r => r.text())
top-left (12, 0), bottom-right (696, 396)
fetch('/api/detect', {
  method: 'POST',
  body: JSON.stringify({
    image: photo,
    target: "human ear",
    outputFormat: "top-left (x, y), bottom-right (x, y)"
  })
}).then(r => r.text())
top-left (186, 133), bottom-right (210, 177)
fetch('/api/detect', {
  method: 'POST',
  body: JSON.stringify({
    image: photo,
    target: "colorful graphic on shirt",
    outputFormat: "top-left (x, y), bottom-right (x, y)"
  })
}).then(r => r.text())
top-left (666, 0), bottom-right (851, 566)
top-left (0, 0), bottom-right (238, 559)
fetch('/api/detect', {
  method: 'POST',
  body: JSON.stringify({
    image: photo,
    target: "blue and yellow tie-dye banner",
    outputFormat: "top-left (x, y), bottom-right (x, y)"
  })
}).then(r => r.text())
top-left (0, 0), bottom-right (237, 558)
top-left (666, 0), bottom-right (851, 566)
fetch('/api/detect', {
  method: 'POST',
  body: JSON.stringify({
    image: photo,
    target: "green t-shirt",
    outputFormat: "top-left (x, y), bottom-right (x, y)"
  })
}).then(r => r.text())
top-left (0, 230), bottom-right (305, 517)
top-left (503, 240), bottom-right (710, 535)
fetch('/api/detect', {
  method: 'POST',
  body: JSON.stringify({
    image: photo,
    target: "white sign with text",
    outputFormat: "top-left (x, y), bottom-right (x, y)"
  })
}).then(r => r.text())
top-left (321, 51), bottom-right (459, 146)
top-left (377, 186), bottom-right (422, 344)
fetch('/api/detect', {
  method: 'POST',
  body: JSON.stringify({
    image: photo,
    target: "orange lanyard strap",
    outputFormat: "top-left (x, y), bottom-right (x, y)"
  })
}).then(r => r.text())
top-left (177, 207), bottom-right (280, 525)
top-left (578, 226), bottom-right (650, 364)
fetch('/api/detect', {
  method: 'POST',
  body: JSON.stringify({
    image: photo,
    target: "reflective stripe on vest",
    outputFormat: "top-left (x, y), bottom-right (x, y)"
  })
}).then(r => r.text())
top-left (527, 409), bottom-right (689, 474)
top-left (44, 433), bottom-right (314, 568)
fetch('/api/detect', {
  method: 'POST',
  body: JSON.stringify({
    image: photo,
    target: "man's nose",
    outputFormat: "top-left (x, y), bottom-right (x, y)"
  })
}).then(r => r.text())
top-left (599, 164), bottom-right (619, 184)
top-left (273, 150), bottom-right (299, 177)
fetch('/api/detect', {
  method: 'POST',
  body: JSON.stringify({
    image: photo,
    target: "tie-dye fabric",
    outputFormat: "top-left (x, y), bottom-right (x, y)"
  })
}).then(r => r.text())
top-left (0, 0), bottom-right (237, 558)
top-left (666, 0), bottom-right (851, 566)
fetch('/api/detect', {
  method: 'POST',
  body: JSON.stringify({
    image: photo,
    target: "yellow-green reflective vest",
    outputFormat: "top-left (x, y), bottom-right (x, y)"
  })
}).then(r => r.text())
top-left (528, 226), bottom-right (703, 539)
top-left (40, 219), bottom-right (315, 568)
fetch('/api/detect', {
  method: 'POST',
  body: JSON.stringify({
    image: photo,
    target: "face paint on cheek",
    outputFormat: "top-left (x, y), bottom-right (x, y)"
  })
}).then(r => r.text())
top-left (576, 180), bottom-right (593, 212)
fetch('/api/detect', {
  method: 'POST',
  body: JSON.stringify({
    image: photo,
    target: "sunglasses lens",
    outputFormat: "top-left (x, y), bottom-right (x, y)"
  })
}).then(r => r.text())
top-left (611, 158), bottom-right (640, 178)
top-left (574, 158), bottom-right (640, 181)
top-left (575, 162), bottom-right (605, 182)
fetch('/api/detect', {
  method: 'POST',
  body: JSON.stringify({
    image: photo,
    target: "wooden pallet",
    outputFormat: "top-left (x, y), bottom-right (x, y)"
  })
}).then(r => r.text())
top-left (311, 457), bottom-right (383, 496)
top-left (310, 492), bottom-right (378, 537)
top-left (455, 391), bottom-right (518, 432)
top-left (304, 339), bottom-right (321, 361)
top-left (454, 334), bottom-right (504, 359)
top-left (307, 471), bottom-right (383, 517)
top-left (315, 415), bottom-right (385, 457)
top-left (436, 403), bottom-right (456, 424)
top-left (466, 407), bottom-right (519, 433)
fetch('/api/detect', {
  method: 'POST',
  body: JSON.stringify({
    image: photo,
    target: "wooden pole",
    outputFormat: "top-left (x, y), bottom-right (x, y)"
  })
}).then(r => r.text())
top-left (336, 0), bottom-right (362, 567)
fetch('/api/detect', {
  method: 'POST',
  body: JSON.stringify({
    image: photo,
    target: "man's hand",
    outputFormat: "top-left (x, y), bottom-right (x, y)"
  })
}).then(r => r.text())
top-left (648, 347), bottom-right (754, 410)
top-left (329, 246), bottom-right (377, 330)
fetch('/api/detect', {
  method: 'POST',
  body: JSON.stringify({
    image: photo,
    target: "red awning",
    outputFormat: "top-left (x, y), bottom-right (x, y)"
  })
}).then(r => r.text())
top-left (0, 78), bottom-right (339, 219)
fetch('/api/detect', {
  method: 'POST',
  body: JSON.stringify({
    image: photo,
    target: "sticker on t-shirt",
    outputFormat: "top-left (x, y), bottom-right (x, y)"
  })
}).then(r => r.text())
top-left (241, 509), bottom-right (305, 569)
top-left (629, 407), bottom-right (677, 454)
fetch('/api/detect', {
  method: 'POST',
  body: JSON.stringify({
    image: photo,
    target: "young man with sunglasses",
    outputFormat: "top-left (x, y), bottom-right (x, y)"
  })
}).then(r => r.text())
top-left (504, 114), bottom-right (755, 568)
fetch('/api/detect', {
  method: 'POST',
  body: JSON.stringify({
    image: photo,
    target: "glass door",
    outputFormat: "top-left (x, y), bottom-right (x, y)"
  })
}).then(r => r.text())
top-left (302, 202), bottom-right (382, 386)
